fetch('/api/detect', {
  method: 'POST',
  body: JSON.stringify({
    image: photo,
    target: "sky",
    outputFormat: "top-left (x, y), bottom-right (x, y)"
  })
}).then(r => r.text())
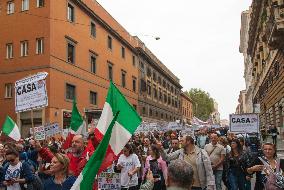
top-left (96, 0), bottom-right (252, 120)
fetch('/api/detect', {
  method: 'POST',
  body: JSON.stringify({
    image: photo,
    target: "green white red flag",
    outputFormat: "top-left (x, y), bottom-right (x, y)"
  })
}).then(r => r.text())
top-left (62, 100), bottom-right (86, 149)
top-left (2, 116), bottom-right (21, 141)
top-left (71, 81), bottom-right (141, 190)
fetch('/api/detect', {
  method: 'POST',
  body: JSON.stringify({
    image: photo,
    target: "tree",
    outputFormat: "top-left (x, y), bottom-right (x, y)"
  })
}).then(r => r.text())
top-left (187, 88), bottom-right (214, 121)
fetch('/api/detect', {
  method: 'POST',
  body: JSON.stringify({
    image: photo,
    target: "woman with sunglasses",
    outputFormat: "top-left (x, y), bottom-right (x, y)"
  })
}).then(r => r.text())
top-left (1, 149), bottom-right (34, 190)
top-left (43, 153), bottom-right (76, 190)
top-left (246, 142), bottom-right (283, 190)
top-left (117, 143), bottom-right (141, 190)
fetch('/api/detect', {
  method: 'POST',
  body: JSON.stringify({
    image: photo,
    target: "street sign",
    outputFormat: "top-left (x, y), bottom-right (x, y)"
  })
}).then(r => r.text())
top-left (229, 114), bottom-right (259, 133)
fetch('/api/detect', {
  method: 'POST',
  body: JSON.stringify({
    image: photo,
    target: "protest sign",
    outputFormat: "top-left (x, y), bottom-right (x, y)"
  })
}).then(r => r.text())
top-left (98, 173), bottom-right (120, 190)
top-left (29, 126), bottom-right (45, 140)
top-left (45, 123), bottom-right (61, 137)
top-left (15, 72), bottom-right (48, 112)
top-left (30, 123), bottom-right (61, 139)
top-left (229, 114), bottom-right (259, 133)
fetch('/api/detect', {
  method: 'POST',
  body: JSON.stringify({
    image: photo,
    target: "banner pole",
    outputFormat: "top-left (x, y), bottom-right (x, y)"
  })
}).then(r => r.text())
top-left (31, 110), bottom-right (35, 137)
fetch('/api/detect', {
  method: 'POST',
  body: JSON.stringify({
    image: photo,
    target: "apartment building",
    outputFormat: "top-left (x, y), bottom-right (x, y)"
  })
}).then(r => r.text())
top-left (0, 0), bottom-right (183, 137)
top-left (0, 0), bottom-right (140, 137)
top-left (247, 0), bottom-right (284, 134)
top-left (135, 38), bottom-right (182, 122)
top-left (240, 9), bottom-right (254, 113)
top-left (181, 92), bottom-right (193, 124)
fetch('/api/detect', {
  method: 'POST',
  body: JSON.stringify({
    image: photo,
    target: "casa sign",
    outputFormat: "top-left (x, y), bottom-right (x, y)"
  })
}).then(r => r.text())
top-left (229, 114), bottom-right (259, 133)
top-left (15, 72), bottom-right (48, 112)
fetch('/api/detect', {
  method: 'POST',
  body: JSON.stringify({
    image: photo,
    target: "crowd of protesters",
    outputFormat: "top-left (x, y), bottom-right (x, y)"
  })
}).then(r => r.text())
top-left (0, 125), bottom-right (283, 190)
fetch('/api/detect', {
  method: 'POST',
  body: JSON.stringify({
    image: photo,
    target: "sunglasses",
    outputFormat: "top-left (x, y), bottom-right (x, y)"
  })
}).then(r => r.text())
top-left (8, 159), bottom-right (15, 163)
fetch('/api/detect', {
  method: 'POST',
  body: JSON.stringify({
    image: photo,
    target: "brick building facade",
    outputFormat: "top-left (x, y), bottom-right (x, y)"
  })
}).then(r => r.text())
top-left (0, 0), bottom-right (182, 137)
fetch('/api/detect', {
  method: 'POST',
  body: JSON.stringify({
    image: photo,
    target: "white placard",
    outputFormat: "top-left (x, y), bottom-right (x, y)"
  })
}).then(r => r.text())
top-left (229, 114), bottom-right (259, 133)
top-left (30, 123), bottom-right (61, 138)
top-left (29, 126), bottom-right (45, 140)
top-left (15, 72), bottom-right (48, 112)
top-left (98, 173), bottom-right (120, 190)
top-left (45, 123), bottom-right (61, 137)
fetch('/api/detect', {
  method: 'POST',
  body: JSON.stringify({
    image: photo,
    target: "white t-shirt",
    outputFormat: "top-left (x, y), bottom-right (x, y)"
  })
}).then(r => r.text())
top-left (117, 153), bottom-right (141, 187)
top-left (5, 162), bottom-right (22, 190)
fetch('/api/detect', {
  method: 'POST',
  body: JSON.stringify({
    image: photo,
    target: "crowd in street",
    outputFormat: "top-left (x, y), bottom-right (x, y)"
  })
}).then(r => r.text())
top-left (0, 126), bottom-right (283, 190)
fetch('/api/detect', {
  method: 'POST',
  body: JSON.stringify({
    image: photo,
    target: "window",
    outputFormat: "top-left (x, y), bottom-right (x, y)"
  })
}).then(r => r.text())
top-left (159, 88), bottom-right (162, 100)
top-left (132, 55), bottom-right (136, 66)
top-left (107, 36), bottom-right (112, 50)
top-left (142, 107), bottom-right (146, 114)
top-left (7, 1), bottom-right (15, 14)
top-left (67, 3), bottom-right (74, 22)
top-left (20, 41), bottom-right (28, 57)
top-left (37, 0), bottom-right (44, 7)
top-left (67, 41), bottom-right (75, 64)
top-left (158, 76), bottom-right (161, 84)
top-left (121, 71), bottom-right (126, 88)
top-left (5, 83), bottom-right (13, 98)
top-left (132, 77), bottom-right (136, 92)
top-left (108, 63), bottom-right (113, 81)
top-left (140, 79), bottom-right (146, 92)
top-left (140, 62), bottom-right (144, 69)
top-left (90, 91), bottom-right (97, 105)
top-left (90, 22), bottom-right (96, 37)
top-left (147, 80), bottom-right (151, 96)
top-left (121, 47), bottom-right (125, 58)
top-left (149, 109), bottom-right (152, 116)
top-left (153, 72), bottom-right (156, 81)
top-left (90, 54), bottom-right (96, 74)
top-left (66, 84), bottom-right (75, 100)
top-left (168, 95), bottom-right (171, 105)
top-left (153, 86), bottom-right (157, 99)
top-left (147, 68), bottom-right (151, 77)
top-left (36, 38), bottom-right (44, 54)
top-left (164, 93), bottom-right (167, 103)
top-left (6, 43), bottom-right (13, 59)
top-left (22, 0), bottom-right (29, 11)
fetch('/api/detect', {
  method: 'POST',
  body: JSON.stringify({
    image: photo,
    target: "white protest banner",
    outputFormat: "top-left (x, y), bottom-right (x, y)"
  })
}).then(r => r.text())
top-left (98, 173), bottom-right (120, 190)
top-left (229, 114), bottom-right (259, 133)
top-left (15, 72), bottom-right (48, 112)
top-left (167, 122), bottom-right (184, 131)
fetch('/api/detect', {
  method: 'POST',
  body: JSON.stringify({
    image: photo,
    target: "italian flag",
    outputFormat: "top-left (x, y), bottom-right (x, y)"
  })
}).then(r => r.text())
top-left (62, 100), bottom-right (86, 149)
top-left (71, 81), bottom-right (141, 190)
top-left (2, 116), bottom-right (21, 141)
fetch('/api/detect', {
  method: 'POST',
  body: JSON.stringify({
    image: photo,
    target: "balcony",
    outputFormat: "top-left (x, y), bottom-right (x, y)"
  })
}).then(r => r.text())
top-left (264, 5), bottom-right (284, 49)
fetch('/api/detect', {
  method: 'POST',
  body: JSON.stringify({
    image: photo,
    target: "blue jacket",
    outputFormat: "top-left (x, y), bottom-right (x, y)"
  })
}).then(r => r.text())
top-left (43, 176), bottom-right (77, 190)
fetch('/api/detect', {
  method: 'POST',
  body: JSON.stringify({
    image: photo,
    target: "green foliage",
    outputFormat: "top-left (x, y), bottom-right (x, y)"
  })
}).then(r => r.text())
top-left (186, 88), bottom-right (214, 121)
